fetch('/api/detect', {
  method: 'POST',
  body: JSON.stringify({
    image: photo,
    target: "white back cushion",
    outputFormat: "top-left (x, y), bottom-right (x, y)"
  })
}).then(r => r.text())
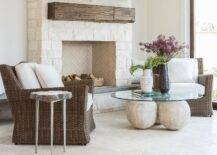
top-left (131, 58), bottom-right (144, 83)
top-left (35, 64), bottom-right (64, 88)
top-left (15, 63), bottom-right (41, 89)
top-left (168, 58), bottom-right (198, 83)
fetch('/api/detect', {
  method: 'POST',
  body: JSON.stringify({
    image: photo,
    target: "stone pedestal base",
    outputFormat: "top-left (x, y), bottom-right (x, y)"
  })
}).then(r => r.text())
top-left (125, 100), bottom-right (191, 130)
top-left (126, 101), bottom-right (157, 129)
top-left (157, 101), bottom-right (191, 130)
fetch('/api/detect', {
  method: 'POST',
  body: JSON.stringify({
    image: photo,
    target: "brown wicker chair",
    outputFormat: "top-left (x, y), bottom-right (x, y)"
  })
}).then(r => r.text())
top-left (0, 64), bottom-right (95, 145)
top-left (154, 58), bottom-right (213, 117)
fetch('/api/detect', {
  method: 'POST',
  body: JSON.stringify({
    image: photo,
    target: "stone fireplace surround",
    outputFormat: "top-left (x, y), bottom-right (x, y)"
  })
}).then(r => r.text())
top-left (27, 0), bottom-right (133, 87)
top-left (27, 0), bottom-right (134, 112)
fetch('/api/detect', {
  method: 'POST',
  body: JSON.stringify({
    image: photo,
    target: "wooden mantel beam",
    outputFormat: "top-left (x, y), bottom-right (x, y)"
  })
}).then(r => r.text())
top-left (48, 2), bottom-right (135, 23)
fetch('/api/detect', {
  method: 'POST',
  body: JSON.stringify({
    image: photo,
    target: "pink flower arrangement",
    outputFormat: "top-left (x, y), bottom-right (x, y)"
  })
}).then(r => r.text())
top-left (139, 35), bottom-right (189, 62)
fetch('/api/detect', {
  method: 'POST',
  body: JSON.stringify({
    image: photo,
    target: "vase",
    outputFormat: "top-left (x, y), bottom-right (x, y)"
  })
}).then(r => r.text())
top-left (140, 69), bottom-right (153, 93)
top-left (158, 64), bottom-right (170, 94)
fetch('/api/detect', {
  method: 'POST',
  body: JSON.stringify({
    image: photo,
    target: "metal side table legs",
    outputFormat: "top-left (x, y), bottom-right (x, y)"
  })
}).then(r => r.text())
top-left (31, 91), bottom-right (72, 155)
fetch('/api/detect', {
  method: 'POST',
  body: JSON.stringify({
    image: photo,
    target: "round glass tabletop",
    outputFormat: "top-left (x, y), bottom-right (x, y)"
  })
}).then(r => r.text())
top-left (111, 90), bottom-right (203, 102)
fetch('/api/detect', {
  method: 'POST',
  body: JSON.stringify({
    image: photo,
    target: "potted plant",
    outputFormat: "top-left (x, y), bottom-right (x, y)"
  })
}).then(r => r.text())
top-left (130, 56), bottom-right (166, 93)
top-left (139, 35), bottom-right (188, 93)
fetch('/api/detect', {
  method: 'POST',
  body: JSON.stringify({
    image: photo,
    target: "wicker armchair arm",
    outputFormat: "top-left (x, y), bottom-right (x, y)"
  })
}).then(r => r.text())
top-left (9, 85), bottom-right (89, 120)
top-left (64, 79), bottom-right (94, 93)
top-left (198, 74), bottom-right (213, 95)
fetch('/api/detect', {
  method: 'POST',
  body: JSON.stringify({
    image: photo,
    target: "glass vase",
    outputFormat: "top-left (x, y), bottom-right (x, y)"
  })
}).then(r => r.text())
top-left (158, 64), bottom-right (170, 94)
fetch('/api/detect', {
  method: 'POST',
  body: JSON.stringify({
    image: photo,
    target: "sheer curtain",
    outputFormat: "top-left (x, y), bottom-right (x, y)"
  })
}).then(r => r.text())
top-left (195, 0), bottom-right (217, 99)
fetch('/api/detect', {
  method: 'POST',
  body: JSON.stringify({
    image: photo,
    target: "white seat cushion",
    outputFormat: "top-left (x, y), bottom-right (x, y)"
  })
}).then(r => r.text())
top-left (87, 93), bottom-right (93, 111)
top-left (170, 83), bottom-right (205, 97)
top-left (35, 64), bottom-right (64, 88)
top-left (168, 58), bottom-right (198, 83)
top-left (0, 74), bottom-right (5, 94)
top-left (15, 63), bottom-right (41, 89)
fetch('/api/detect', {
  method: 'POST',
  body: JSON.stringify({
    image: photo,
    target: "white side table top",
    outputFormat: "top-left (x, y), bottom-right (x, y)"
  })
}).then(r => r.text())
top-left (30, 91), bottom-right (72, 102)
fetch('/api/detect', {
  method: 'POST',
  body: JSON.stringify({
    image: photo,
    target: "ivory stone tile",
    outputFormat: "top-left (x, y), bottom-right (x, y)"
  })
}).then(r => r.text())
top-left (0, 111), bottom-right (217, 155)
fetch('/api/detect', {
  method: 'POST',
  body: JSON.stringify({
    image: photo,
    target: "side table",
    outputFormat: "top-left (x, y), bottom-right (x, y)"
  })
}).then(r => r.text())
top-left (30, 91), bottom-right (72, 155)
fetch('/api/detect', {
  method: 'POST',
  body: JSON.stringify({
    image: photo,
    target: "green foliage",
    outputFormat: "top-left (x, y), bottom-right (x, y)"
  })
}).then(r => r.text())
top-left (213, 89), bottom-right (217, 98)
top-left (148, 56), bottom-right (167, 69)
top-left (212, 67), bottom-right (217, 77)
top-left (130, 56), bottom-right (166, 75)
top-left (130, 65), bottom-right (144, 75)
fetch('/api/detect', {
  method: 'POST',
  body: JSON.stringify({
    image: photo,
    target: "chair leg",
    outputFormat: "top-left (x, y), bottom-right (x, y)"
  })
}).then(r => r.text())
top-left (63, 99), bottom-right (66, 152)
top-left (35, 100), bottom-right (39, 153)
top-left (50, 102), bottom-right (54, 155)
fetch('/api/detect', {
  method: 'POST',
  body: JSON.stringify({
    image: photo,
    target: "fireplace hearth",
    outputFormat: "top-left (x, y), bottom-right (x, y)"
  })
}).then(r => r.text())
top-left (62, 41), bottom-right (116, 86)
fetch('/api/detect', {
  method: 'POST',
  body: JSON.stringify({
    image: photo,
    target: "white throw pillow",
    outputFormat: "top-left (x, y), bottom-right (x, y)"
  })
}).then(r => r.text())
top-left (15, 63), bottom-right (41, 89)
top-left (35, 64), bottom-right (64, 88)
top-left (168, 58), bottom-right (198, 83)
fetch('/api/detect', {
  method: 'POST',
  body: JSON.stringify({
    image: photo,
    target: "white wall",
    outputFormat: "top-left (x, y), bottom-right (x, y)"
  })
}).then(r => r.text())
top-left (0, 0), bottom-right (189, 93)
top-left (132, 0), bottom-right (148, 60)
top-left (0, 0), bottom-right (27, 93)
top-left (132, 0), bottom-right (190, 61)
top-left (147, 0), bottom-right (189, 43)
top-left (147, 0), bottom-right (181, 40)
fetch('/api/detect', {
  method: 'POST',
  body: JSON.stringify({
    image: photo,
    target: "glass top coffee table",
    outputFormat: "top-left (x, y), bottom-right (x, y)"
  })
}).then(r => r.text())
top-left (111, 90), bottom-right (202, 130)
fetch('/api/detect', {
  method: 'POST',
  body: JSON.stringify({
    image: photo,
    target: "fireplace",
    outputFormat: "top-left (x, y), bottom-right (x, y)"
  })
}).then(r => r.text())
top-left (27, 0), bottom-right (133, 87)
top-left (62, 41), bottom-right (116, 86)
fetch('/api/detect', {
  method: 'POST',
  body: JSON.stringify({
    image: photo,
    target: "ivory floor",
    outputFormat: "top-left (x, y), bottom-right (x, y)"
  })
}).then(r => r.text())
top-left (0, 111), bottom-right (217, 155)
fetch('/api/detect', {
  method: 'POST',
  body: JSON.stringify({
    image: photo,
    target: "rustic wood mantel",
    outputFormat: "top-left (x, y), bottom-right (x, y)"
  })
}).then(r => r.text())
top-left (48, 2), bottom-right (135, 23)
